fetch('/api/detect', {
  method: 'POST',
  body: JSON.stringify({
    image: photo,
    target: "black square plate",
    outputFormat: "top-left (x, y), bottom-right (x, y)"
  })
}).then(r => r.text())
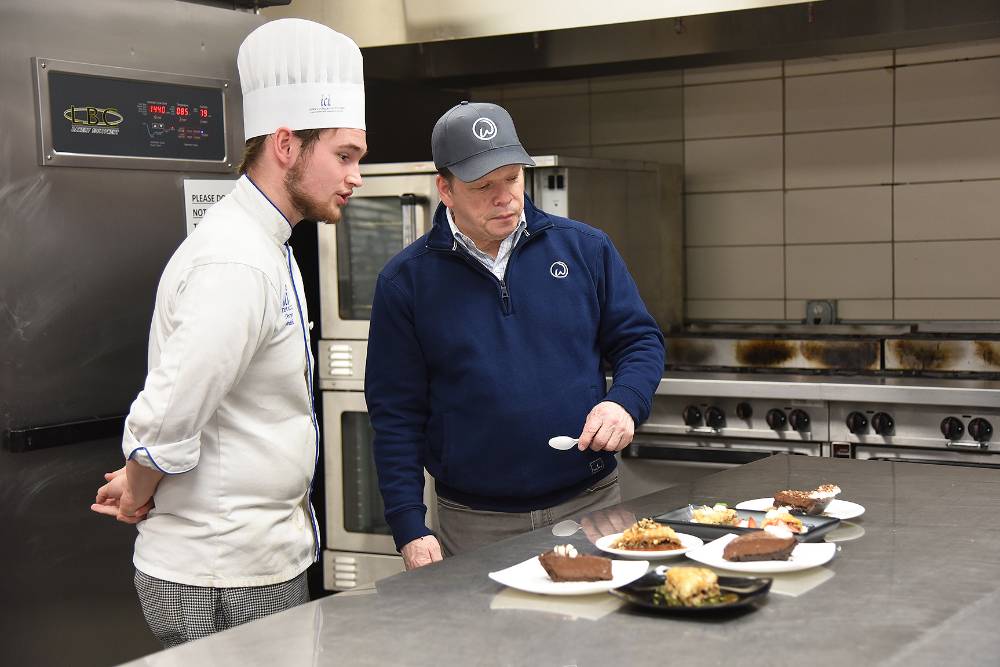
top-left (611, 569), bottom-right (772, 615)
top-left (653, 505), bottom-right (840, 542)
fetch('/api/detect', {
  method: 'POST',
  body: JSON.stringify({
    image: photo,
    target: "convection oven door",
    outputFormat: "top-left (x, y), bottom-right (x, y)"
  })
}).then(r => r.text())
top-left (322, 391), bottom-right (438, 552)
top-left (317, 175), bottom-right (437, 341)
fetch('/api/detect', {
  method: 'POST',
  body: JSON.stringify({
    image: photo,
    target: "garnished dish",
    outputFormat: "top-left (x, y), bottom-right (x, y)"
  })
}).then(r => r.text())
top-left (488, 550), bottom-right (648, 596)
top-left (538, 544), bottom-right (612, 582)
top-left (611, 567), bottom-right (772, 614)
top-left (723, 525), bottom-right (797, 562)
top-left (690, 503), bottom-right (741, 526)
top-left (773, 484), bottom-right (842, 515)
top-left (653, 567), bottom-right (733, 607)
top-left (611, 518), bottom-right (683, 551)
top-left (595, 523), bottom-right (703, 560)
top-left (735, 484), bottom-right (865, 521)
top-left (760, 508), bottom-right (805, 534)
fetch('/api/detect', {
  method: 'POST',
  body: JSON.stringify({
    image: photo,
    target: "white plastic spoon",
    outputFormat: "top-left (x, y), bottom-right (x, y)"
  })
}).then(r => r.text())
top-left (548, 435), bottom-right (579, 450)
top-left (551, 519), bottom-right (583, 537)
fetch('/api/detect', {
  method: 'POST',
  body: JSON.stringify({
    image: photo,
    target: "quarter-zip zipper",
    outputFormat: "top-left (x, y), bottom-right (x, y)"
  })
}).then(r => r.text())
top-left (437, 225), bottom-right (545, 316)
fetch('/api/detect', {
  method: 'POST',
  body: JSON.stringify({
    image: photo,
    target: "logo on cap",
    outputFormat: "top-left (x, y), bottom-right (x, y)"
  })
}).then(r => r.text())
top-left (472, 117), bottom-right (498, 141)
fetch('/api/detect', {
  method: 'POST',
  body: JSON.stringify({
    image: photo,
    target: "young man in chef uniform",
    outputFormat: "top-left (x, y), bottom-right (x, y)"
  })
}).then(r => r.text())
top-left (89, 18), bottom-right (367, 646)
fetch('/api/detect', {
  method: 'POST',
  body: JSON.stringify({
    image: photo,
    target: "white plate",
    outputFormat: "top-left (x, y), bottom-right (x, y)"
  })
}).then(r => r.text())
top-left (686, 534), bottom-right (836, 574)
top-left (488, 556), bottom-right (649, 596)
top-left (735, 497), bottom-right (866, 520)
top-left (594, 532), bottom-right (703, 560)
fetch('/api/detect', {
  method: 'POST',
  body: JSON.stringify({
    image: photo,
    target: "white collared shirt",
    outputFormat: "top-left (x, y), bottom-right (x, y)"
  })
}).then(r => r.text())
top-left (122, 175), bottom-right (317, 588)
top-left (446, 207), bottom-right (526, 281)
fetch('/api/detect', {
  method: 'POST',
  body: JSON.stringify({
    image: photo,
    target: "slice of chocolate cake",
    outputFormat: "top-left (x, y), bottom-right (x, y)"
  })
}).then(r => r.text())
top-left (773, 484), bottom-right (841, 515)
top-left (538, 544), bottom-right (612, 582)
top-left (723, 526), bottom-right (797, 562)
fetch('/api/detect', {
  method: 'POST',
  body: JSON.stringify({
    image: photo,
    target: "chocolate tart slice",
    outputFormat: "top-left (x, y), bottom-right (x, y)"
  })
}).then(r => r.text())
top-left (539, 545), bottom-right (612, 582)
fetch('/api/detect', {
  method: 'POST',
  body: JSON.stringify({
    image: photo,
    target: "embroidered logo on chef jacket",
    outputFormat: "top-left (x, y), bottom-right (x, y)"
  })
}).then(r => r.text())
top-left (549, 261), bottom-right (569, 279)
top-left (589, 459), bottom-right (605, 474)
top-left (472, 117), bottom-right (498, 141)
top-left (281, 287), bottom-right (295, 327)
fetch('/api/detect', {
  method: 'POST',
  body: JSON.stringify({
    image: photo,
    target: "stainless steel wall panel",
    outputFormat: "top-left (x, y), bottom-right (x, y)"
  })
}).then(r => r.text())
top-left (0, 0), bottom-right (262, 432)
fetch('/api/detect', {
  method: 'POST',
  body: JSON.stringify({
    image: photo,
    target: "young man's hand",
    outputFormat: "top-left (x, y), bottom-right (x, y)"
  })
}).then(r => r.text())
top-left (91, 467), bottom-right (154, 524)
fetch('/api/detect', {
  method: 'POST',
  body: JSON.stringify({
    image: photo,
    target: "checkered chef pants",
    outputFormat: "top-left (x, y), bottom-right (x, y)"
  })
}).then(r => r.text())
top-left (134, 569), bottom-right (310, 647)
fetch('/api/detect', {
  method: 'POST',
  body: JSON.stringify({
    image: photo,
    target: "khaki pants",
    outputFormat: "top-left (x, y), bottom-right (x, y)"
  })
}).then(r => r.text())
top-left (435, 471), bottom-right (621, 557)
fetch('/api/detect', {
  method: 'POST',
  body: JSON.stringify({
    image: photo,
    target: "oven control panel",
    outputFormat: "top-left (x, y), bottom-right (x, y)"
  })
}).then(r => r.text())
top-left (829, 403), bottom-right (999, 451)
top-left (642, 396), bottom-right (830, 442)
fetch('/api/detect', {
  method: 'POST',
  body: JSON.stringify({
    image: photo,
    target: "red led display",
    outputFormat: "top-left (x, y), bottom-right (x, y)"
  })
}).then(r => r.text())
top-left (176, 105), bottom-right (189, 117)
top-left (148, 103), bottom-right (167, 115)
top-left (200, 108), bottom-right (208, 118)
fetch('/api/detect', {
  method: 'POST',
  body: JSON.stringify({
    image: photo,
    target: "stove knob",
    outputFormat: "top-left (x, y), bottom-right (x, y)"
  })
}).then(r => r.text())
top-left (766, 409), bottom-right (787, 430)
top-left (789, 409), bottom-right (811, 432)
top-left (872, 412), bottom-right (895, 436)
top-left (736, 402), bottom-right (753, 420)
top-left (969, 418), bottom-right (994, 443)
top-left (683, 405), bottom-right (703, 427)
top-left (846, 411), bottom-right (869, 435)
top-left (940, 417), bottom-right (964, 441)
top-left (705, 406), bottom-right (726, 430)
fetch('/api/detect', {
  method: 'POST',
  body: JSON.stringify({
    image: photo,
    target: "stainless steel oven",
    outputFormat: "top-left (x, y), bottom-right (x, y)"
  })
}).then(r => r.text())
top-left (621, 394), bottom-right (825, 500)
top-left (829, 402), bottom-right (1000, 469)
top-left (320, 391), bottom-right (438, 591)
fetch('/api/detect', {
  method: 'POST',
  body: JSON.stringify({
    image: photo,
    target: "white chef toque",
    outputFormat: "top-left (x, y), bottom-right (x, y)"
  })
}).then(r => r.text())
top-left (237, 18), bottom-right (365, 141)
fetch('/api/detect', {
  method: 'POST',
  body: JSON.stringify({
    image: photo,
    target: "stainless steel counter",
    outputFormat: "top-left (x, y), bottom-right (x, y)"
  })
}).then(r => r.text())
top-left (657, 371), bottom-right (1000, 407)
top-left (118, 456), bottom-right (1000, 666)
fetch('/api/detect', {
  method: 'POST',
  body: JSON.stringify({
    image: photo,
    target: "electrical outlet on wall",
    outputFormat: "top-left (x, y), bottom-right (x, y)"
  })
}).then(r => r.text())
top-left (806, 300), bottom-right (837, 325)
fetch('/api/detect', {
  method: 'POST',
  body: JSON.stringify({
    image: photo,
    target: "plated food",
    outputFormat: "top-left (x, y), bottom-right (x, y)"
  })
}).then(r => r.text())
top-left (611, 518), bottom-right (682, 550)
top-left (657, 566), bottom-right (727, 606)
top-left (488, 552), bottom-right (648, 596)
top-left (773, 484), bottom-right (842, 515)
top-left (595, 525), bottom-right (703, 560)
top-left (760, 508), bottom-right (805, 534)
top-left (611, 567), bottom-right (772, 614)
top-left (723, 526), bottom-right (797, 562)
top-left (735, 483), bottom-right (865, 521)
top-left (686, 533), bottom-right (837, 574)
top-left (538, 544), bottom-right (611, 582)
top-left (690, 503), bottom-right (741, 526)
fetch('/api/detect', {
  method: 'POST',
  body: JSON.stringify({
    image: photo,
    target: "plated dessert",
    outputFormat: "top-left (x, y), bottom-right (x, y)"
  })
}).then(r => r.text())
top-left (538, 544), bottom-right (612, 582)
top-left (653, 566), bottom-right (733, 607)
top-left (723, 526), bottom-right (797, 562)
top-left (611, 567), bottom-right (773, 614)
top-left (611, 518), bottom-right (683, 551)
top-left (690, 503), bottom-right (740, 525)
top-left (690, 503), bottom-right (758, 528)
top-left (773, 484), bottom-right (842, 515)
top-left (760, 508), bottom-right (805, 534)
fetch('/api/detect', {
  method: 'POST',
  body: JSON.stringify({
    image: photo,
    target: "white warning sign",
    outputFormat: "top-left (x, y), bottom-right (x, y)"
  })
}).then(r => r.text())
top-left (183, 179), bottom-right (237, 235)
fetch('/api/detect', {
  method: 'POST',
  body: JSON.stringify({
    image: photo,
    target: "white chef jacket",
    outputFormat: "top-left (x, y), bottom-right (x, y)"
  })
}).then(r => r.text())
top-left (123, 175), bottom-right (318, 588)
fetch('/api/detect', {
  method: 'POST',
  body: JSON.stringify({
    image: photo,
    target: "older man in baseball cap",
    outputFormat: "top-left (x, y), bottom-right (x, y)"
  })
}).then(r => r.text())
top-left (366, 101), bottom-right (665, 569)
top-left (91, 19), bottom-right (367, 646)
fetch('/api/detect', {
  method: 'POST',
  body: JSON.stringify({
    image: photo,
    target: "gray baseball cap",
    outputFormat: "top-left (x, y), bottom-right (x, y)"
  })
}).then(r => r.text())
top-left (431, 101), bottom-right (535, 182)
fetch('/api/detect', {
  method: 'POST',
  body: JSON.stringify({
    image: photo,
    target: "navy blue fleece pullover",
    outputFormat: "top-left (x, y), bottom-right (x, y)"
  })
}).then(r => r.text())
top-left (365, 196), bottom-right (665, 550)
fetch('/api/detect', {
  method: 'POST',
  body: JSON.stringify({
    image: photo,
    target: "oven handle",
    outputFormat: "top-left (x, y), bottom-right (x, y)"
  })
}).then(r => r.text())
top-left (865, 456), bottom-right (1000, 469)
top-left (400, 194), bottom-right (428, 246)
top-left (627, 443), bottom-right (773, 466)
